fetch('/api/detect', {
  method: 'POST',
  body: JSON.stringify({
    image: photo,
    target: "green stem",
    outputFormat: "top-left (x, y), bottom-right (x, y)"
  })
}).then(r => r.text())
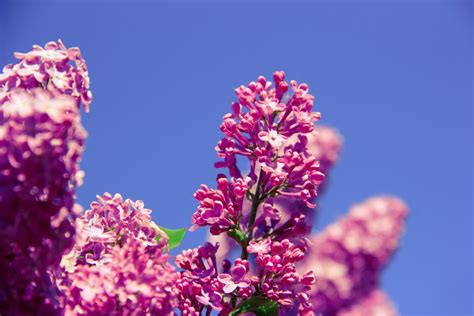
top-left (241, 170), bottom-right (264, 260)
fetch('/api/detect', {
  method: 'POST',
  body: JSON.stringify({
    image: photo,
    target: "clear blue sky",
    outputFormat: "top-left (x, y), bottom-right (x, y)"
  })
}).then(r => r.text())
top-left (1, 1), bottom-right (472, 315)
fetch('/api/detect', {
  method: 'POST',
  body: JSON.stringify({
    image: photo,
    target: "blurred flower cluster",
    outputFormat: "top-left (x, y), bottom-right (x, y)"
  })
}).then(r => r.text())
top-left (299, 129), bottom-right (408, 316)
top-left (303, 195), bottom-right (407, 315)
top-left (0, 40), bottom-right (406, 316)
top-left (0, 40), bottom-right (90, 314)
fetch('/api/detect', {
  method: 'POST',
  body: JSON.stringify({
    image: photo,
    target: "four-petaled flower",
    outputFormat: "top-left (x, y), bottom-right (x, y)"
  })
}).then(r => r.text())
top-left (258, 99), bottom-right (285, 116)
top-left (247, 239), bottom-right (271, 254)
top-left (259, 129), bottom-right (287, 149)
top-left (217, 262), bottom-right (251, 294)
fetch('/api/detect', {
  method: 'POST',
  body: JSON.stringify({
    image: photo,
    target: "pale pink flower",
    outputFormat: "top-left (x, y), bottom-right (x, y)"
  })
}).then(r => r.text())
top-left (81, 224), bottom-right (115, 243)
top-left (259, 129), bottom-right (287, 148)
top-left (217, 262), bottom-right (251, 293)
top-left (247, 239), bottom-right (271, 254)
top-left (257, 98), bottom-right (285, 116)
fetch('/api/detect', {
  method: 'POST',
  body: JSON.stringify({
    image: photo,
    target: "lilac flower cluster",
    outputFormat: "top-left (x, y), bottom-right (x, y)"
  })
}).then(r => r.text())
top-left (0, 40), bottom-right (92, 111)
top-left (337, 290), bottom-right (397, 316)
top-left (0, 88), bottom-right (86, 314)
top-left (306, 127), bottom-right (343, 175)
top-left (209, 125), bottom-right (408, 315)
top-left (213, 71), bottom-right (325, 208)
top-left (174, 242), bottom-right (231, 315)
top-left (60, 193), bottom-right (179, 315)
top-left (63, 237), bottom-right (178, 315)
top-left (0, 40), bottom-right (91, 315)
top-left (181, 71), bottom-right (323, 315)
top-left (301, 197), bottom-right (408, 315)
top-left (64, 193), bottom-right (169, 266)
top-left (191, 176), bottom-right (251, 235)
top-left (211, 126), bottom-right (343, 263)
top-left (250, 239), bottom-right (316, 310)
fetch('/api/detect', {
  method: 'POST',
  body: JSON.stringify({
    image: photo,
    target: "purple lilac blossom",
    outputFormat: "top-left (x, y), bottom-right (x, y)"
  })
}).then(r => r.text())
top-left (274, 126), bottom-right (343, 224)
top-left (213, 71), bottom-right (325, 209)
top-left (175, 242), bottom-right (228, 315)
top-left (0, 40), bottom-right (91, 315)
top-left (62, 238), bottom-right (178, 315)
top-left (209, 125), bottom-right (408, 316)
top-left (210, 126), bottom-right (344, 270)
top-left (336, 290), bottom-right (398, 316)
top-left (182, 71), bottom-right (321, 315)
top-left (301, 196), bottom-right (408, 316)
top-left (306, 126), bottom-right (343, 177)
top-left (59, 193), bottom-right (179, 315)
top-left (0, 89), bottom-right (87, 315)
top-left (0, 40), bottom-right (92, 112)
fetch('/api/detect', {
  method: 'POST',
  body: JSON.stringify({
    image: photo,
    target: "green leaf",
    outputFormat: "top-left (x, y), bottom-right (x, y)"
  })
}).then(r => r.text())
top-left (229, 296), bottom-right (280, 316)
top-left (155, 226), bottom-right (186, 250)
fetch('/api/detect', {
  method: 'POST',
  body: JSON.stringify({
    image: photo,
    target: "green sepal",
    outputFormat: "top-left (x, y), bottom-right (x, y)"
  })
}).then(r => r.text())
top-left (227, 228), bottom-right (246, 246)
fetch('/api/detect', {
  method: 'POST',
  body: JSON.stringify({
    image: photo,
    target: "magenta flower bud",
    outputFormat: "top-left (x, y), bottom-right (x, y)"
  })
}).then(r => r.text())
top-left (231, 102), bottom-right (241, 115)
top-left (273, 70), bottom-right (286, 84)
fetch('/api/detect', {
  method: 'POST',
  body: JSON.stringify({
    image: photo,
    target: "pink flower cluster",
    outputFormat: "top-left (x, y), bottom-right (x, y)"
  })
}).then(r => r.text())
top-left (183, 72), bottom-right (321, 315)
top-left (0, 89), bottom-right (86, 313)
top-left (175, 239), bottom-right (315, 315)
top-left (209, 125), bottom-right (408, 315)
top-left (59, 193), bottom-right (179, 315)
top-left (0, 41), bottom-right (180, 316)
top-left (251, 239), bottom-right (316, 312)
top-left (307, 126), bottom-right (343, 176)
top-left (211, 126), bottom-right (343, 262)
top-left (337, 290), bottom-right (397, 316)
top-left (174, 242), bottom-right (232, 315)
top-left (65, 193), bottom-right (168, 266)
top-left (63, 238), bottom-right (178, 315)
top-left (192, 176), bottom-right (251, 235)
top-left (302, 197), bottom-right (408, 315)
top-left (214, 71), bottom-right (325, 208)
top-left (0, 40), bottom-right (92, 111)
top-left (0, 41), bottom-right (91, 314)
